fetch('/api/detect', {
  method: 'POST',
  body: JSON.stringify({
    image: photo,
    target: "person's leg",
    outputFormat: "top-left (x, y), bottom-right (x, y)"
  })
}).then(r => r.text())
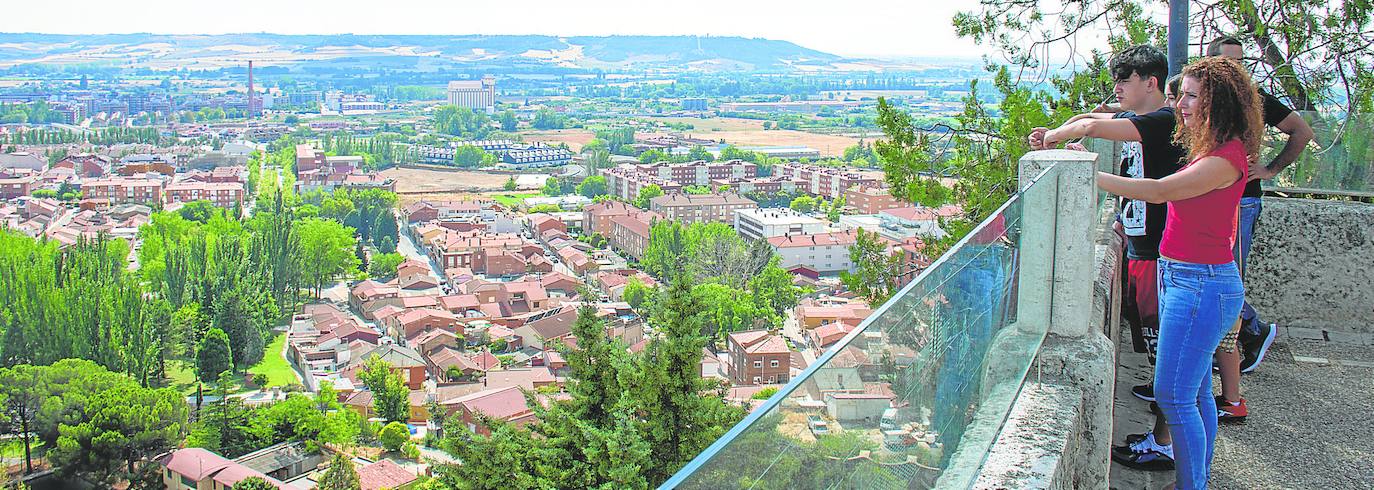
top-left (1217, 319), bottom-right (1243, 402)
top-left (1154, 261), bottom-right (1243, 490)
top-left (1236, 197), bottom-right (1262, 334)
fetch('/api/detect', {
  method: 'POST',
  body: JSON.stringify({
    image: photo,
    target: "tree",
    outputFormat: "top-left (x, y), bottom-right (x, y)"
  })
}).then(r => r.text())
top-left (638, 149), bottom-right (669, 164)
top-left (576, 175), bottom-right (609, 198)
top-left (177, 200), bottom-right (219, 223)
top-left (532, 109), bottom-right (567, 129)
top-left (453, 145), bottom-right (496, 168)
top-left (499, 110), bottom-right (518, 131)
top-left (633, 184), bottom-right (663, 209)
top-left (379, 421), bottom-right (410, 452)
top-left (378, 236), bottom-right (396, 254)
top-left (196, 328), bottom-right (233, 382)
top-left (367, 252), bottom-right (405, 279)
top-left (232, 477), bottom-right (279, 490)
top-left (827, 196), bottom-right (846, 222)
top-left (953, 0), bottom-right (1371, 115)
top-left (0, 365), bottom-right (44, 474)
top-left (34, 360), bottom-right (189, 483)
top-left (693, 283), bottom-right (777, 338)
top-left (358, 356), bottom-right (409, 423)
top-left (543, 176), bottom-right (564, 196)
top-left (504, 176), bottom-right (518, 191)
top-left (317, 453), bottom-right (361, 490)
top-left (636, 274), bottom-right (745, 483)
top-left (623, 278), bottom-right (653, 309)
top-left (682, 185), bottom-right (711, 195)
top-left (749, 257), bottom-right (803, 316)
top-left (295, 218), bottom-right (361, 297)
top-left (841, 228), bottom-right (905, 305)
top-left (789, 195), bottom-right (817, 214)
top-left (686, 146), bottom-right (715, 162)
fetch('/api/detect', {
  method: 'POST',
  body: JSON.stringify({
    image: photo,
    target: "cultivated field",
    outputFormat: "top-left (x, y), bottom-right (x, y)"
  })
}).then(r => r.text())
top-left (522, 116), bottom-right (862, 158)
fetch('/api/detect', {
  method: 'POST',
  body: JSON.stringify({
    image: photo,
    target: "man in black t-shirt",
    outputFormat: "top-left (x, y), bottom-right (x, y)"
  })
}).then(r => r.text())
top-left (1029, 45), bottom-right (1188, 471)
top-left (1029, 44), bottom-right (1185, 364)
top-left (1209, 36), bottom-right (1316, 373)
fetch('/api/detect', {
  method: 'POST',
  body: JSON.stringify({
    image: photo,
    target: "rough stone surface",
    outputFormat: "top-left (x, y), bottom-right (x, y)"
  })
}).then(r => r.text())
top-left (1111, 333), bottom-right (1374, 489)
top-left (973, 384), bottom-right (1085, 490)
top-left (1247, 197), bottom-right (1374, 333)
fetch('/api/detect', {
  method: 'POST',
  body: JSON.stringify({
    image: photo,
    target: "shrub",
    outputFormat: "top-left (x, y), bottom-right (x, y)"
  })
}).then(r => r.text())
top-left (379, 421), bottom-right (410, 452)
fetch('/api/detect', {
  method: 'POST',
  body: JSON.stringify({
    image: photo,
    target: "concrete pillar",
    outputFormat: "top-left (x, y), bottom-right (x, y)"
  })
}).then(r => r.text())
top-left (1017, 149), bottom-right (1100, 337)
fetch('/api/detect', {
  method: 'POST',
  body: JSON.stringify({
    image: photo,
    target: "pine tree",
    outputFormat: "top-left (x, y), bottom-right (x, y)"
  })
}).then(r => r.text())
top-left (316, 454), bottom-right (361, 490)
top-left (196, 328), bottom-right (233, 382)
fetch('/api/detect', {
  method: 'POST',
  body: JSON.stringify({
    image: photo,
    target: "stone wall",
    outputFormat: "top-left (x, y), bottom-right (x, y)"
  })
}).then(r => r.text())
top-left (1247, 197), bottom-right (1374, 334)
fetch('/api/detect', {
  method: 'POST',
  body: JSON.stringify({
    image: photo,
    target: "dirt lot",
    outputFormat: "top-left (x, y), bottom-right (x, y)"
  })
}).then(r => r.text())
top-left (382, 167), bottom-right (550, 205)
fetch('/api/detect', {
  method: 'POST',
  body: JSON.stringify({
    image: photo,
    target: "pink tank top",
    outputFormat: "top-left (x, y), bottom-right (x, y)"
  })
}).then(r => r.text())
top-left (1158, 139), bottom-right (1248, 264)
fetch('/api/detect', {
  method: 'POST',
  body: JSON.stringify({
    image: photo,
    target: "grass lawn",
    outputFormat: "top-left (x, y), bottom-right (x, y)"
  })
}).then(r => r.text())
top-left (248, 333), bottom-right (298, 388)
top-left (491, 192), bottom-right (541, 208)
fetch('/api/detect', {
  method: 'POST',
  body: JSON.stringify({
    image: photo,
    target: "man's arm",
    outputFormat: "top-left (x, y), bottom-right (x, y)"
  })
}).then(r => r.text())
top-left (1251, 112), bottom-right (1315, 180)
top-left (1039, 118), bottom-right (1144, 148)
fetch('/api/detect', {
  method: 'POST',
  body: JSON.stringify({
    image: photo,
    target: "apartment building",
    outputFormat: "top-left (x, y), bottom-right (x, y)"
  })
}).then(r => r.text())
top-left (773, 163), bottom-right (881, 199)
top-left (79, 177), bottom-right (165, 210)
top-left (601, 160), bottom-right (757, 199)
top-left (734, 207), bottom-right (826, 241)
top-left (648, 192), bottom-right (757, 224)
top-left (766, 230), bottom-right (859, 274)
top-left (165, 181), bottom-right (246, 208)
top-left (844, 186), bottom-right (908, 214)
top-left (726, 330), bottom-right (792, 386)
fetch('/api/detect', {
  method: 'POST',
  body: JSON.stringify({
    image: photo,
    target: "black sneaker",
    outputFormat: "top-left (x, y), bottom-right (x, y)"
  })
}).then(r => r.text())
top-left (1112, 432), bottom-right (1175, 471)
top-left (1239, 322), bottom-right (1277, 373)
top-left (1132, 383), bottom-right (1155, 402)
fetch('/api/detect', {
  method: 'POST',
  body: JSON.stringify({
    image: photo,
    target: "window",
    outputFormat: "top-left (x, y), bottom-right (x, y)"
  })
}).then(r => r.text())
top-left (753, 360), bottom-right (762, 368)
top-left (181, 475), bottom-right (196, 488)
top-left (753, 376), bottom-right (761, 384)
top-left (770, 359), bottom-right (779, 368)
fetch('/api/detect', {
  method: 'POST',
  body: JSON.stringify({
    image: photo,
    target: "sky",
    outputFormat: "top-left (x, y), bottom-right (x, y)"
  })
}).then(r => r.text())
top-left (10, 0), bottom-right (991, 59)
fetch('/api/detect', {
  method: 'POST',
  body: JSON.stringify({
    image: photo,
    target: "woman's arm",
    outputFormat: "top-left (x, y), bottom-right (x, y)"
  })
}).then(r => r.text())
top-left (1096, 156), bottom-right (1241, 204)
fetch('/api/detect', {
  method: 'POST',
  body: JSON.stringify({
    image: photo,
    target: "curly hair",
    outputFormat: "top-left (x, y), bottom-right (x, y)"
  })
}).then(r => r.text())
top-left (1174, 57), bottom-right (1264, 158)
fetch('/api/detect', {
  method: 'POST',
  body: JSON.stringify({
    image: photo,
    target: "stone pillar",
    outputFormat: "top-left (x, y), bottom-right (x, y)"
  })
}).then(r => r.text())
top-left (970, 149), bottom-right (1117, 489)
top-left (1017, 149), bottom-right (1099, 337)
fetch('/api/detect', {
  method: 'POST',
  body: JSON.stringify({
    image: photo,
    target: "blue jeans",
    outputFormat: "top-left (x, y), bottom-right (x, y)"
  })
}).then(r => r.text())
top-left (1233, 197), bottom-right (1263, 334)
top-left (1155, 259), bottom-right (1246, 490)
top-left (932, 244), bottom-right (1013, 462)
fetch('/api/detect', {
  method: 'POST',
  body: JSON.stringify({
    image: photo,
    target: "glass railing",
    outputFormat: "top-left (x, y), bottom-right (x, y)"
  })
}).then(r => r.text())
top-left (661, 167), bottom-right (1061, 489)
top-left (1263, 112), bottom-right (1373, 195)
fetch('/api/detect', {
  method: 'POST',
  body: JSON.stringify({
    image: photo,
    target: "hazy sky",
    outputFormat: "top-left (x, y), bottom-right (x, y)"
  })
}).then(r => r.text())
top-left (12, 0), bottom-right (990, 59)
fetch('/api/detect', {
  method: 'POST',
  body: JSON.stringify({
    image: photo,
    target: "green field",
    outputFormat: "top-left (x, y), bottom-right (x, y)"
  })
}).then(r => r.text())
top-left (249, 333), bottom-right (298, 388)
top-left (163, 332), bottom-right (296, 395)
top-left (491, 192), bottom-right (541, 208)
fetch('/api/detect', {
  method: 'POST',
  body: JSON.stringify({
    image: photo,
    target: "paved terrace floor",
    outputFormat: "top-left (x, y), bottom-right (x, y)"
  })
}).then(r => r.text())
top-left (1110, 325), bottom-right (1374, 489)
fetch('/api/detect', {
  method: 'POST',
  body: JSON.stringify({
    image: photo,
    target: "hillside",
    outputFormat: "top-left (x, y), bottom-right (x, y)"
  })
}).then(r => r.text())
top-left (0, 33), bottom-right (853, 72)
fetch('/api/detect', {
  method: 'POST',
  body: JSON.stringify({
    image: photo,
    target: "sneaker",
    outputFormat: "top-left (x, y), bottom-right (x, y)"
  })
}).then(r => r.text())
top-left (1216, 395), bottom-right (1248, 423)
top-left (1132, 383), bottom-right (1156, 402)
top-left (1240, 322), bottom-right (1277, 373)
top-left (1112, 432), bottom-right (1175, 471)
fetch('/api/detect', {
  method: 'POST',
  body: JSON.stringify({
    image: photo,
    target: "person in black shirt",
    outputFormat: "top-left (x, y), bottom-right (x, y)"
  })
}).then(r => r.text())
top-left (1209, 36), bottom-right (1315, 378)
top-left (1029, 45), bottom-right (1188, 473)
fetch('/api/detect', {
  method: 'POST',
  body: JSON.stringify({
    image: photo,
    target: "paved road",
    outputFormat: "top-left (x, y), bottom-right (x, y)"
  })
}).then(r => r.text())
top-left (1111, 328), bottom-right (1374, 489)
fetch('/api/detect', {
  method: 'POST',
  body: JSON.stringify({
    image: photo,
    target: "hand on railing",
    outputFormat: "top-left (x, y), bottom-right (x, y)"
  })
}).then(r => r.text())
top-left (1027, 128), bottom-right (1049, 150)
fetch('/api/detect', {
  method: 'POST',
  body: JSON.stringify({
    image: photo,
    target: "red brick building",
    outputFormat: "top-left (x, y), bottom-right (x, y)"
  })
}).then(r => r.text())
top-left (727, 330), bottom-right (792, 386)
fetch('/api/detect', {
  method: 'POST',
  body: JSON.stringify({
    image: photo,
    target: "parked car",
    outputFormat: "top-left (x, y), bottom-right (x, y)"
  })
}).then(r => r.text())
top-left (807, 415), bottom-right (830, 436)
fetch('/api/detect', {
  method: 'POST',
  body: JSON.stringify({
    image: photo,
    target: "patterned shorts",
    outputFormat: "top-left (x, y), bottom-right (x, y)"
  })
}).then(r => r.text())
top-left (1217, 322), bottom-right (1241, 354)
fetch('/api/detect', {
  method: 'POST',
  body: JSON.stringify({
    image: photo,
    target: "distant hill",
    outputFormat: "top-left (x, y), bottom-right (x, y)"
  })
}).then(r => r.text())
top-left (0, 33), bottom-right (858, 72)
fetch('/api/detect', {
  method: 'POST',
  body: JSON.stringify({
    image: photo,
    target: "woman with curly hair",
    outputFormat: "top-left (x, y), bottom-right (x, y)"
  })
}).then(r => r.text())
top-left (1096, 56), bottom-right (1264, 490)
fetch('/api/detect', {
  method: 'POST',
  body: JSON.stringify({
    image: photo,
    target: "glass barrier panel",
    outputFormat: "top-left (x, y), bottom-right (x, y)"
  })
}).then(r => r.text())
top-left (663, 167), bottom-right (1060, 489)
